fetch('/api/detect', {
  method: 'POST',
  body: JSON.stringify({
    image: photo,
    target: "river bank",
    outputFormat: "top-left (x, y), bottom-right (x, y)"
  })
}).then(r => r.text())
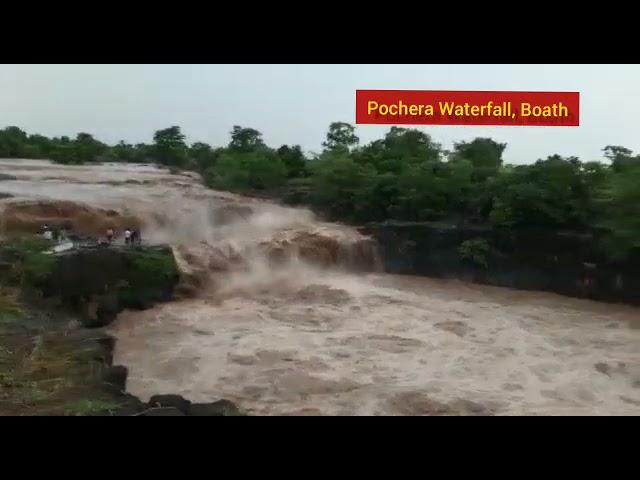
top-left (367, 221), bottom-right (640, 306)
top-left (0, 238), bottom-right (243, 416)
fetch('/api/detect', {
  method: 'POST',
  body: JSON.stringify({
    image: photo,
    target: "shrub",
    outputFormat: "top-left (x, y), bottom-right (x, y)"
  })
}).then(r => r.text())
top-left (459, 238), bottom-right (490, 268)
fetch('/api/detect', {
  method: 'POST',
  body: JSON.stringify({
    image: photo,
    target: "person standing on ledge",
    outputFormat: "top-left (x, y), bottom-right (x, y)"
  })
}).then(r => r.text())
top-left (106, 227), bottom-right (114, 244)
top-left (131, 228), bottom-right (141, 246)
top-left (124, 228), bottom-right (132, 246)
top-left (42, 224), bottom-right (53, 241)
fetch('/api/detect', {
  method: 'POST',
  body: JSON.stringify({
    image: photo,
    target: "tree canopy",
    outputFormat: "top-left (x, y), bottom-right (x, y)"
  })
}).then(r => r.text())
top-left (2, 123), bottom-right (638, 260)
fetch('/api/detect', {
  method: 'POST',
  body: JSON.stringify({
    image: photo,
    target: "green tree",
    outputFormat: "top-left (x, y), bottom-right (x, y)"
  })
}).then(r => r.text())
top-left (190, 142), bottom-right (220, 171)
top-left (153, 126), bottom-right (188, 167)
top-left (309, 152), bottom-right (375, 220)
top-left (390, 163), bottom-right (450, 221)
top-left (603, 145), bottom-right (639, 172)
top-left (598, 164), bottom-right (640, 258)
top-left (323, 122), bottom-right (359, 153)
top-left (229, 126), bottom-right (265, 152)
top-left (0, 126), bottom-right (28, 157)
top-left (207, 151), bottom-right (286, 191)
top-left (277, 145), bottom-right (307, 178)
top-left (488, 155), bottom-right (596, 228)
top-left (452, 137), bottom-right (506, 182)
top-left (111, 141), bottom-right (135, 162)
top-left (352, 128), bottom-right (442, 175)
top-left (459, 238), bottom-right (490, 268)
top-left (26, 134), bottom-right (52, 158)
top-left (383, 127), bottom-right (441, 162)
top-left (74, 132), bottom-right (106, 162)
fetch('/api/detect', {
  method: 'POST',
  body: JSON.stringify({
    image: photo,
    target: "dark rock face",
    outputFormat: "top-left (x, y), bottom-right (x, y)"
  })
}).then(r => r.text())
top-left (144, 396), bottom-right (243, 416)
top-left (148, 394), bottom-right (192, 413)
top-left (0, 240), bottom-right (242, 416)
top-left (29, 245), bottom-right (180, 328)
top-left (140, 407), bottom-right (186, 416)
top-left (190, 399), bottom-right (243, 416)
top-left (103, 365), bottom-right (128, 392)
top-left (372, 222), bottom-right (640, 305)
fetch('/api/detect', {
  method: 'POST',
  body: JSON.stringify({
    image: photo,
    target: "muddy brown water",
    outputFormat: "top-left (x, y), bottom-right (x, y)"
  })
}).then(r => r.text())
top-left (1, 159), bottom-right (639, 415)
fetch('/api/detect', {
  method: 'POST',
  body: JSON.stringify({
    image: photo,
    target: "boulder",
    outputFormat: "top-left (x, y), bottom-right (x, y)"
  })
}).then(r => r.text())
top-left (148, 394), bottom-right (192, 414)
top-left (102, 365), bottom-right (128, 392)
top-left (190, 399), bottom-right (243, 416)
top-left (141, 407), bottom-right (186, 416)
top-left (20, 244), bottom-right (180, 328)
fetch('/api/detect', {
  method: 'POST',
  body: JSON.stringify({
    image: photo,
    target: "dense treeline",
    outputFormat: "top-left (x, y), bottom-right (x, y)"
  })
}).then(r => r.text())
top-left (1, 124), bottom-right (639, 259)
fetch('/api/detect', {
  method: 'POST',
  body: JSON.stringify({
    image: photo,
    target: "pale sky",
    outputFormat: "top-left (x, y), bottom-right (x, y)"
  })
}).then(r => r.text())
top-left (1, 64), bottom-right (639, 164)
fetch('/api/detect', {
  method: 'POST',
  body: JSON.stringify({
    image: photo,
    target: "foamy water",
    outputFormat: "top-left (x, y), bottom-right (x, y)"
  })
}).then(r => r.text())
top-left (1, 159), bottom-right (639, 415)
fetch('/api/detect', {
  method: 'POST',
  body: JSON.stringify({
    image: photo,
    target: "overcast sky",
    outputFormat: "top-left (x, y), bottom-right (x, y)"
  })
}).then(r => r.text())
top-left (1, 64), bottom-right (639, 164)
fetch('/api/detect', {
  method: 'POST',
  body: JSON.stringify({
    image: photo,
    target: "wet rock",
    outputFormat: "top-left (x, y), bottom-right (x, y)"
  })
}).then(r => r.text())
top-left (27, 245), bottom-right (179, 327)
top-left (103, 365), bottom-right (128, 392)
top-left (111, 393), bottom-right (147, 416)
top-left (79, 293), bottom-right (120, 328)
top-left (96, 293), bottom-right (119, 326)
top-left (148, 394), bottom-right (192, 414)
top-left (190, 399), bottom-right (243, 416)
top-left (93, 335), bottom-right (116, 364)
top-left (141, 407), bottom-right (186, 416)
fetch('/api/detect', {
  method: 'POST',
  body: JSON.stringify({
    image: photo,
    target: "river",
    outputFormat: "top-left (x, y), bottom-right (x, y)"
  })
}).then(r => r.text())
top-left (1, 159), bottom-right (638, 415)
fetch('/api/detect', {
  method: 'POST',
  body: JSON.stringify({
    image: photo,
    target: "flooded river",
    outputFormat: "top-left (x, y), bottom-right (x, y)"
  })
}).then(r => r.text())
top-left (1, 159), bottom-right (638, 415)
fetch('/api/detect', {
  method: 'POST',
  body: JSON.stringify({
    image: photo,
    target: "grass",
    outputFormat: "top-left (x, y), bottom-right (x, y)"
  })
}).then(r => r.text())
top-left (0, 237), bottom-right (53, 257)
top-left (0, 325), bottom-right (118, 415)
top-left (22, 252), bottom-right (56, 287)
top-left (0, 237), bottom-right (56, 290)
top-left (0, 287), bottom-right (23, 318)
top-left (63, 399), bottom-right (121, 416)
top-left (128, 250), bottom-right (178, 287)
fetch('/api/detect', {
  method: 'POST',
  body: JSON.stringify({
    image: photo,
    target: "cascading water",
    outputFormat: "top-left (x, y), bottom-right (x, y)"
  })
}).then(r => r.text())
top-left (1, 159), bottom-right (639, 415)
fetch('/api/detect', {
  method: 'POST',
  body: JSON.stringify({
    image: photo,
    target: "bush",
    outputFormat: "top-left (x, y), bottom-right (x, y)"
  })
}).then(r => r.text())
top-left (459, 238), bottom-right (490, 268)
top-left (206, 151), bottom-right (287, 191)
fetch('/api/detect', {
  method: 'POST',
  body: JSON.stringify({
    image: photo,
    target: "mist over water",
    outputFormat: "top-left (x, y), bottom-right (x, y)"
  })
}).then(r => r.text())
top-left (1, 159), bottom-right (639, 415)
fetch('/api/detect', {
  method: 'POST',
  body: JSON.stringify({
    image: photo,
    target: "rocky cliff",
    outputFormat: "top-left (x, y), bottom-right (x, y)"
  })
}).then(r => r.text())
top-left (27, 244), bottom-right (180, 327)
top-left (0, 239), bottom-right (242, 416)
top-left (370, 222), bottom-right (640, 305)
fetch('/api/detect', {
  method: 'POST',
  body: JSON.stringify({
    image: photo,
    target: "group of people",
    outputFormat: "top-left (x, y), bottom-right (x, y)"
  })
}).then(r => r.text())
top-left (41, 224), bottom-right (142, 247)
top-left (41, 224), bottom-right (69, 243)
top-left (105, 227), bottom-right (141, 246)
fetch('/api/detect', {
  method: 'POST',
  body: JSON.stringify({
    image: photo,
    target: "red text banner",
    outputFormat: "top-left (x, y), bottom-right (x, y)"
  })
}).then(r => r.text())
top-left (356, 90), bottom-right (580, 126)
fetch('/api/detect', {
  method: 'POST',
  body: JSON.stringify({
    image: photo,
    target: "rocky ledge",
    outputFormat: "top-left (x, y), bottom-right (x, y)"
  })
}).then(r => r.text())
top-left (0, 237), bottom-right (243, 416)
